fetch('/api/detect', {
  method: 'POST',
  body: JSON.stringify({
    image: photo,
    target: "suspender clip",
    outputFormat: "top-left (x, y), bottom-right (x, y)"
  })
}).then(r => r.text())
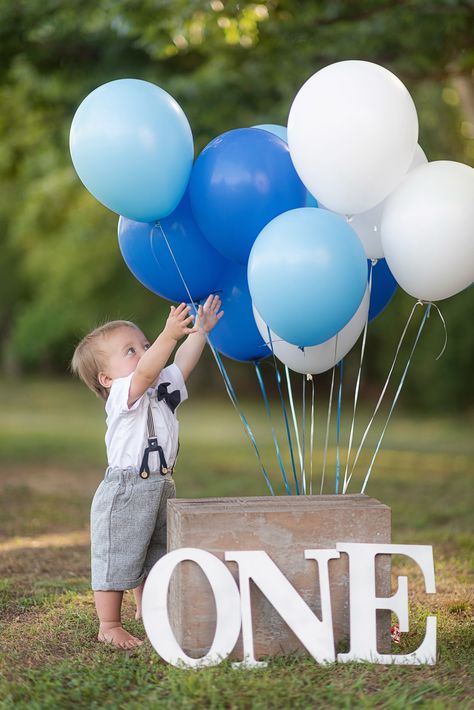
top-left (148, 437), bottom-right (159, 450)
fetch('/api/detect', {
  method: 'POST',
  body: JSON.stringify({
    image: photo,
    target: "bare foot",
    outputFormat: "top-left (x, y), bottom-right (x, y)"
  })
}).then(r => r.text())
top-left (98, 625), bottom-right (143, 650)
top-left (135, 609), bottom-right (142, 621)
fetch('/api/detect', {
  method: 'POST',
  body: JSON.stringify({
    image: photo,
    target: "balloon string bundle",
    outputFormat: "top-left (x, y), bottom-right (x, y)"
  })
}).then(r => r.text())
top-left (154, 225), bottom-right (447, 499)
top-left (266, 332), bottom-right (300, 494)
top-left (360, 303), bottom-right (431, 493)
top-left (343, 300), bottom-right (431, 494)
top-left (264, 330), bottom-right (301, 493)
top-left (255, 362), bottom-right (291, 495)
top-left (154, 222), bottom-right (275, 495)
top-left (359, 302), bottom-right (447, 493)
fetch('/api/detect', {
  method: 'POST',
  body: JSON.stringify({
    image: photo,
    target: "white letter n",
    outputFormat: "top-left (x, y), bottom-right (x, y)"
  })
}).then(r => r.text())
top-left (225, 549), bottom-right (339, 667)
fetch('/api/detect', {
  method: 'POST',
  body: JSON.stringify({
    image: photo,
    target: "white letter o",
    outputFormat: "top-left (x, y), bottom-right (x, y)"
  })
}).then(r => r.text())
top-left (142, 548), bottom-right (242, 667)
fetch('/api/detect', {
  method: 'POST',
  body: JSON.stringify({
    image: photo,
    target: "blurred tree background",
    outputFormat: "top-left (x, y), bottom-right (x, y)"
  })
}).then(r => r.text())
top-left (0, 0), bottom-right (472, 410)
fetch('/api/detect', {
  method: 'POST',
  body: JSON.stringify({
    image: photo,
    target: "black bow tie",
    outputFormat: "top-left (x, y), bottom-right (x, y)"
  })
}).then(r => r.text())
top-left (156, 382), bottom-right (181, 414)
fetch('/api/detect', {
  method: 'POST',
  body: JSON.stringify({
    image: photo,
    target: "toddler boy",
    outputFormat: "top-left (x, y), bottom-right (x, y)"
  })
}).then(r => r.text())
top-left (71, 296), bottom-right (223, 649)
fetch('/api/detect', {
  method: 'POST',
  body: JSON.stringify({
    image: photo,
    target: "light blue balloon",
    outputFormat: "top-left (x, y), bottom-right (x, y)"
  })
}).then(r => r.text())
top-left (253, 124), bottom-right (288, 142)
top-left (70, 79), bottom-right (194, 222)
top-left (248, 208), bottom-right (368, 347)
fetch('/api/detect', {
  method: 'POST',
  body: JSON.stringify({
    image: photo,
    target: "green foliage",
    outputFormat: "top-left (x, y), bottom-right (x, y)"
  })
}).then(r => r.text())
top-left (0, 0), bottom-right (472, 409)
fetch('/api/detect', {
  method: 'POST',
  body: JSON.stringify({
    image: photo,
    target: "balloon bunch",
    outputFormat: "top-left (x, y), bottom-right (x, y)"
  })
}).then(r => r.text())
top-left (70, 63), bottom-right (474, 493)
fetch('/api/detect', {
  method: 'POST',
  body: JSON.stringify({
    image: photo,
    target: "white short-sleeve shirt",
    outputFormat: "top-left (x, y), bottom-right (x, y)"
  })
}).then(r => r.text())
top-left (105, 363), bottom-right (188, 470)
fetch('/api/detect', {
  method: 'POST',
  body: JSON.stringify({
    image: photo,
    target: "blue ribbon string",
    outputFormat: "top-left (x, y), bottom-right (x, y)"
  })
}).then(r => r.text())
top-left (321, 363), bottom-right (336, 495)
top-left (154, 222), bottom-right (274, 496)
top-left (278, 368), bottom-right (300, 495)
top-left (255, 362), bottom-right (291, 495)
top-left (320, 333), bottom-right (339, 495)
top-left (335, 359), bottom-right (344, 494)
top-left (265, 329), bottom-right (300, 495)
top-left (309, 375), bottom-right (315, 495)
top-left (213, 351), bottom-right (275, 495)
top-left (301, 375), bottom-right (306, 495)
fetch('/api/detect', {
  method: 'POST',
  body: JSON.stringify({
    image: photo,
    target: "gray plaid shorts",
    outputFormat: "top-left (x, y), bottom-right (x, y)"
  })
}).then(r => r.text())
top-left (90, 466), bottom-right (176, 591)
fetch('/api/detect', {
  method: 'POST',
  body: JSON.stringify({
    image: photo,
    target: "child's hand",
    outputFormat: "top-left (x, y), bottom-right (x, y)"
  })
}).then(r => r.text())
top-left (164, 303), bottom-right (198, 341)
top-left (196, 294), bottom-right (224, 333)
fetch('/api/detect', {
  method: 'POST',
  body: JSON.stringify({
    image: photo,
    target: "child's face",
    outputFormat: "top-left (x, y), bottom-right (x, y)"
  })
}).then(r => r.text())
top-left (98, 326), bottom-right (150, 390)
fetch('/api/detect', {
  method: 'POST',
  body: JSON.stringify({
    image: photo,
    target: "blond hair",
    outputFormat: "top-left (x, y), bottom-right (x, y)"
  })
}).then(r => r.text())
top-left (71, 320), bottom-right (140, 400)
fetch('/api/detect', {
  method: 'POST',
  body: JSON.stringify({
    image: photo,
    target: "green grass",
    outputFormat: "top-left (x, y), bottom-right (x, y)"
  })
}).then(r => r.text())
top-left (0, 377), bottom-right (473, 708)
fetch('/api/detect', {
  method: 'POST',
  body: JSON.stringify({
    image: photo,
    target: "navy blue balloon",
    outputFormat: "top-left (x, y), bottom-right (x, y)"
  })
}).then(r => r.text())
top-left (189, 128), bottom-right (307, 264)
top-left (368, 258), bottom-right (398, 321)
top-left (118, 190), bottom-right (227, 303)
top-left (208, 261), bottom-right (270, 362)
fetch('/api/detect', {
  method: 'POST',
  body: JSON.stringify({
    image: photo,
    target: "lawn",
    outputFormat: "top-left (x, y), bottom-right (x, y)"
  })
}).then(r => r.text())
top-left (0, 377), bottom-right (472, 709)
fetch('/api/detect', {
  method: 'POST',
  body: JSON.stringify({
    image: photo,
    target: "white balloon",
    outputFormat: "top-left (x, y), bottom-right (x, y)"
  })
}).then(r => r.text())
top-left (381, 160), bottom-right (474, 302)
top-left (349, 145), bottom-right (427, 259)
top-left (253, 288), bottom-right (370, 375)
top-left (288, 60), bottom-right (419, 215)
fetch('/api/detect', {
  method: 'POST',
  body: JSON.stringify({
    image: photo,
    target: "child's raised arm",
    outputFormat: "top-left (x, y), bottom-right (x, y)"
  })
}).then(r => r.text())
top-left (174, 295), bottom-right (223, 381)
top-left (128, 304), bottom-right (196, 407)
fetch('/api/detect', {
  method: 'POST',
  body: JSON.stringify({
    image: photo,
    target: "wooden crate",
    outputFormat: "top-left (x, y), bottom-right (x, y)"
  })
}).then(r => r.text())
top-left (167, 494), bottom-right (391, 659)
